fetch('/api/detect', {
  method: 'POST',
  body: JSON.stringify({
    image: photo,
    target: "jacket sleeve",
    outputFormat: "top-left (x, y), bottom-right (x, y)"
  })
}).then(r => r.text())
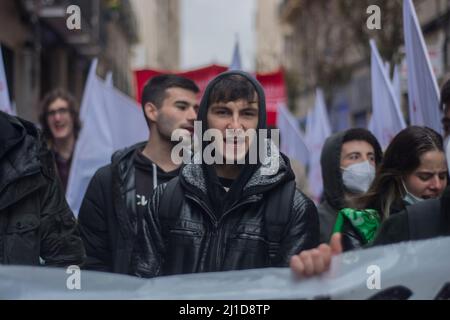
top-left (39, 169), bottom-right (86, 267)
top-left (340, 219), bottom-right (365, 251)
top-left (372, 211), bottom-right (410, 246)
top-left (132, 183), bottom-right (167, 278)
top-left (278, 190), bottom-right (319, 266)
top-left (78, 167), bottom-right (113, 272)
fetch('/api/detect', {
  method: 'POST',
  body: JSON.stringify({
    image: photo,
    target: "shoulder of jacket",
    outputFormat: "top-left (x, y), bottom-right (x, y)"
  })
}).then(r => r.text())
top-left (292, 189), bottom-right (316, 212)
top-left (111, 141), bottom-right (147, 164)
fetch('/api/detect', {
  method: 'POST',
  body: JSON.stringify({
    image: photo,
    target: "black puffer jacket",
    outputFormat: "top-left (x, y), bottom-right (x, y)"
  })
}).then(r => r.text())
top-left (0, 112), bottom-right (85, 266)
top-left (133, 154), bottom-right (319, 277)
top-left (78, 142), bottom-right (179, 275)
top-left (131, 70), bottom-right (319, 277)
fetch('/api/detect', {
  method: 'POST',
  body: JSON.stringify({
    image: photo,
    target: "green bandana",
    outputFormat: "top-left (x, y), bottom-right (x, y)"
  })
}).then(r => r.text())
top-left (333, 208), bottom-right (381, 245)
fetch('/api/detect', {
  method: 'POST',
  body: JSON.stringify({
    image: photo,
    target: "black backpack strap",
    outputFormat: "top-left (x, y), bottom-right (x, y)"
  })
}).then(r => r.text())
top-left (159, 177), bottom-right (183, 224)
top-left (265, 180), bottom-right (296, 264)
top-left (407, 198), bottom-right (441, 240)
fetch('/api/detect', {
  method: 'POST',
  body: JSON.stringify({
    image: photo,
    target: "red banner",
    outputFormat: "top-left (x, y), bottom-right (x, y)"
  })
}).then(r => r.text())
top-left (134, 65), bottom-right (286, 126)
top-left (256, 70), bottom-right (287, 126)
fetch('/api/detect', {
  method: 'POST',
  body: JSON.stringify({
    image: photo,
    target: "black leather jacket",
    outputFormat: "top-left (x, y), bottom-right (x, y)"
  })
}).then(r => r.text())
top-left (132, 155), bottom-right (320, 278)
top-left (78, 142), bottom-right (179, 274)
top-left (0, 112), bottom-right (85, 266)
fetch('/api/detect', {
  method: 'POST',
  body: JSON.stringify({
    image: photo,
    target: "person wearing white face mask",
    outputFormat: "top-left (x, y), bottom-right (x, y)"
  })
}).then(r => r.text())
top-left (317, 129), bottom-right (383, 244)
top-left (333, 126), bottom-right (448, 251)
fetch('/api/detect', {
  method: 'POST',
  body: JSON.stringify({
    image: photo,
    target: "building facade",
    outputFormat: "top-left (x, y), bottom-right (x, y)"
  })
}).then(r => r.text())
top-left (255, 0), bottom-right (284, 73)
top-left (0, 0), bottom-right (138, 122)
top-left (271, 0), bottom-right (450, 129)
top-left (130, 0), bottom-right (180, 70)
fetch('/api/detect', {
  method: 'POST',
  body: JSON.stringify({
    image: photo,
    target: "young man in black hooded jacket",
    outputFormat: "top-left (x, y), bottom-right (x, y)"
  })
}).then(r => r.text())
top-left (132, 71), bottom-right (319, 278)
top-left (78, 75), bottom-right (199, 275)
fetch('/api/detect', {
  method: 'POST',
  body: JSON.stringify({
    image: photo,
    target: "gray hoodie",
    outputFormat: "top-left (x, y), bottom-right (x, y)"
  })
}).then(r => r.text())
top-left (317, 132), bottom-right (348, 243)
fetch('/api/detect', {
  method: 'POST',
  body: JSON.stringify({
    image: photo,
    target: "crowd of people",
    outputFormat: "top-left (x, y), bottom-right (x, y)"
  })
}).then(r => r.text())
top-left (1, 70), bottom-right (449, 286)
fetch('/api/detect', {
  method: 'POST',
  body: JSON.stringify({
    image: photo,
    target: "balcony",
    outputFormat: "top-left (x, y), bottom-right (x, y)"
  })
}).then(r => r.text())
top-left (19, 0), bottom-right (101, 56)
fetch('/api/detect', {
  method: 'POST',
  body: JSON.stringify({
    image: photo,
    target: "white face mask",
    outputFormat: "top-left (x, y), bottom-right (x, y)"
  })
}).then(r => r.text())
top-left (341, 160), bottom-right (376, 194)
top-left (402, 180), bottom-right (424, 206)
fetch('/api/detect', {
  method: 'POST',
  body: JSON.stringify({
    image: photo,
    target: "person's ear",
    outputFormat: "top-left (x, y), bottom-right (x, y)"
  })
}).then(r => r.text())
top-left (144, 102), bottom-right (158, 123)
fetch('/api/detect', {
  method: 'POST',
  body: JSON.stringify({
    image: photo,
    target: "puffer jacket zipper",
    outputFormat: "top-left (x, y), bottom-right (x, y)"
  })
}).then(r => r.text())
top-left (186, 193), bottom-right (260, 271)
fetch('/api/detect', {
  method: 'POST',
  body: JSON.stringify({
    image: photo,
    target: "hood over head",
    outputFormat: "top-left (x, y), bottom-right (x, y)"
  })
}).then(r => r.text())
top-left (320, 128), bottom-right (382, 210)
top-left (189, 70), bottom-right (292, 216)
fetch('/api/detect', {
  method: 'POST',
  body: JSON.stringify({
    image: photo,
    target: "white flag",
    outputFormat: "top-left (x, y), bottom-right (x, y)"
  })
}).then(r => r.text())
top-left (0, 46), bottom-right (12, 115)
top-left (392, 64), bottom-right (402, 107)
top-left (305, 88), bottom-right (331, 203)
top-left (368, 39), bottom-right (406, 149)
top-left (104, 84), bottom-right (148, 151)
top-left (403, 0), bottom-right (442, 133)
top-left (105, 71), bottom-right (113, 87)
top-left (66, 59), bottom-right (148, 216)
top-left (229, 35), bottom-right (242, 70)
top-left (277, 104), bottom-right (310, 166)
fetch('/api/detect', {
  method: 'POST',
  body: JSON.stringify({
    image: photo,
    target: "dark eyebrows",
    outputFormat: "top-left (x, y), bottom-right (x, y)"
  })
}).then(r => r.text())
top-left (346, 151), bottom-right (362, 157)
top-left (174, 100), bottom-right (190, 106)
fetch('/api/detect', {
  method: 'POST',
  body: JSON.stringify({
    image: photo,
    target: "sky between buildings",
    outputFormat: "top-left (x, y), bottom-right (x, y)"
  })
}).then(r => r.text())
top-left (180, 0), bottom-right (256, 71)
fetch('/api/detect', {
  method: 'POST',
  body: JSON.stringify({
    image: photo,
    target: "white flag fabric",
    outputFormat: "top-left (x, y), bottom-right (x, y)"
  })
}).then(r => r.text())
top-left (0, 46), bottom-right (12, 115)
top-left (393, 64), bottom-right (402, 107)
top-left (105, 71), bottom-right (113, 87)
top-left (4, 232), bottom-right (449, 299)
top-left (66, 59), bottom-right (148, 216)
top-left (277, 104), bottom-right (310, 166)
top-left (368, 39), bottom-right (406, 149)
top-left (229, 37), bottom-right (242, 70)
top-left (403, 0), bottom-right (442, 133)
top-left (305, 88), bottom-right (331, 203)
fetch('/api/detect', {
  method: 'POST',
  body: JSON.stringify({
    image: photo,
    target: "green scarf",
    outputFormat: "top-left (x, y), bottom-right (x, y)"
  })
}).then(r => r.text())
top-left (333, 208), bottom-right (381, 245)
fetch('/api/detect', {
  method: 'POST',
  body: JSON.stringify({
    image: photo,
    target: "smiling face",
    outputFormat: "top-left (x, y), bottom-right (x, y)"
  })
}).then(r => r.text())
top-left (46, 98), bottom-right (74, 141)
top-left (207, 98), bottom-right (259, 163)
top-left (403, 150), bottom-right (448, 199)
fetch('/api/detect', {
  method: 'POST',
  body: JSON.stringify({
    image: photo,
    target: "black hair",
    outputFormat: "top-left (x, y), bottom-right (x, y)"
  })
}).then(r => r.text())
top-left (141, 74), bottom-right (199, 126)
top-left (208, 74), bottom-right (257, 105)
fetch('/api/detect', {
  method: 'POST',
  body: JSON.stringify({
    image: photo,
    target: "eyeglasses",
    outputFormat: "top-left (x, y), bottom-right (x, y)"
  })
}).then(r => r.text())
top-left (46, 107), bottom-right (70, 118)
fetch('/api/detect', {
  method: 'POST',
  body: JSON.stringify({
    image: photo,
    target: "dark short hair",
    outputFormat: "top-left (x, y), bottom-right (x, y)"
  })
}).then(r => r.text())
top-left (342, 128), bottom-right (383, 165)
top-left (141, 74), bottom-right (199, 127)
top-left (141, 74), bottom-right (199, 109)
top-left (39, 88), bottom-right (81, 142)
top-left (208, 74), bottom-right (257, 105)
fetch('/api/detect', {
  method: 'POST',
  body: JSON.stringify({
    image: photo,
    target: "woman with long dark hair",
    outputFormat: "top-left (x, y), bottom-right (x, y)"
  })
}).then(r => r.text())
top-left (334, 126), bottom-right (448, 250)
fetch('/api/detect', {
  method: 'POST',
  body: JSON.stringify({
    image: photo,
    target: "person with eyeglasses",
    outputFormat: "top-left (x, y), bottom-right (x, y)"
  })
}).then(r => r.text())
top-left (39, 89), bottom-right (81, 191)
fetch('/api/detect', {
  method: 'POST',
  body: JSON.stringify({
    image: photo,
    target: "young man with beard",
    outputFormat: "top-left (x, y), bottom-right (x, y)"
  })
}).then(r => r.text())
top-left (78, 75), bottom-right (199, 275)
top-left (132, 71), bottom-right (319, 277)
